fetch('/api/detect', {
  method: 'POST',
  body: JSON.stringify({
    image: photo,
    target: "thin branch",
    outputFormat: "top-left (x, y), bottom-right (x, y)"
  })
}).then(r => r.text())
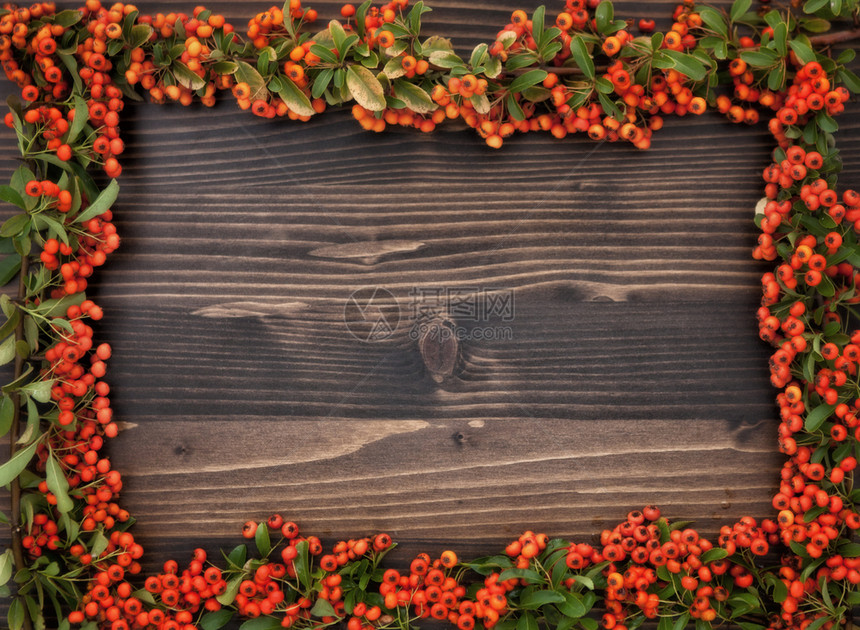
top-left (809, 28), bottom-right (860, 45)
top-left (9, 253), bottom-right (33, 630)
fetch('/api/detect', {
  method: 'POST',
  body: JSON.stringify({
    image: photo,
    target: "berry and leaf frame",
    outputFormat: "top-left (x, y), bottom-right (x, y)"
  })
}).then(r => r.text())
top-left (0, 0), bottom-right (860, 629)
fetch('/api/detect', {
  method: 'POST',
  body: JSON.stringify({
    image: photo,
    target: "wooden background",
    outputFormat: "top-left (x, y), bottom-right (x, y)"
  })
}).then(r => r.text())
top-left (1, 0), bottom-right (860, 587)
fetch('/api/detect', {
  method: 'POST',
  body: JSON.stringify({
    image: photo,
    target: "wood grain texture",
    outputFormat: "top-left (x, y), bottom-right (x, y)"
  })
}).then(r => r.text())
top-left (0, 0), bottom-right (859, 581)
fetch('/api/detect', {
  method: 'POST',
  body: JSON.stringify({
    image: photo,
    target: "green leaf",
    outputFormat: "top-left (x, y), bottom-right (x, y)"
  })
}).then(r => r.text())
top-left (506, 52), bottom-right (541, 71)
top-left (698, 6), bottom-right (728, 37)
top-left (127, 23), bottom-right (152, 49)
top-left (234, 60), bottom-right (269, 102)
top-left (90, 530), bottom-right (109, 558)
top-left (558, 591), bottom-right (587, 618)
top-left (484, 56), bottom-right (502, 79)
top-left (837, 48), bottom-right (855, 64)
top-left (328, 19), bottom-right (347, 54)
top-left (0, 395), bottom-right (13, 439)
top-left (0, 309), bottom-right (18, 343)
top-left (506, 94), bottom-right (525, 121)
top-left (392, 80), bottom-right (436, 114)
top-left (531, 5), bottom-right (545, 43)
top-left (801, 16), bottom-right (831, 32)
top-left (1, 364), bottom-right (32, 396)
top-left (700, 548), bottom-right (728, 564)
top-left (216, 575), bottom-right (242, 606)
top-left (498, 568), bottom-right (544, 584)
top-left (730, 0), bottom-right (752, 20)
top-left (517, 612), bottom-right (539, 630)
top-left (199, 610), bottom-right (234, 630)
top-left (768, 62), bottom-right (786, 91)
top-left (65, 95), bottom-right (89, 146)
top-left (508, 69), bottom-right (548, 95)
top-left (311, 68), bottom-right (334, 99)
top-left (310, 598), bottom-right (337, 618)
top-left (580, 619), bottom-right (598, 630)
top-left (46, 452), bottom-right (74, 514)
top-left (673, 612), bottom-right (690, 630)
top-left (594, 77), bottom-right (614, 94)
top-left (772, 22), bottom-right (788, 56)
top-left (595, 1), bottom-right (613, 33)
top-left (309, 44), bottom-right (339, 65)
top-left (837, 541), bottom-right (860, 557)
top-left (789, 38), bottom-right (817, 64)
top-left (470, 43), bottom-right (489, 69)
top-left (294, 540), bottom-right (311, 590)
top-left (836, 68), bottom-right (860, 94)
top-left (470, 93), bottom-right (490, 114)
top-left (225, 544), bottom-right (247, 569)
top-left (0, 439), bottom-right (40, 486)
top-left (354, 0), bottom-right (372, 37)
top-left (802, 2), bottom-right (828, 22)
top-left (0, 255), bottom-right (21, 287)
top-left (653, 50), bottom-right (707, 80)
top-left (0, 214), bottom-right (30, 239)
top-left (816, 111), bottom-right (838, 133)
top-left (8, 597), bottom-right (24, 630)
top-left (239, 618), bottom-right (283, 630)
top-left (429, 50), bottom-right (464, 69)
top-left (18, 397), bottom-right (38, 445)
top-left (570, 574), bottom-right (594, 590)
top-left (597, 92), bottom-right (623, 120)
top-left (272, 75), bottom-right (315, 117)
top-left (740, 49), bottom-right (780, 67)
top-left (212, 60), bottom-right (238, 76)
top-left (805, 403), bottom-right (836, 432)
top-left (0, 549), bottom-right (13, 585)
top-left (32, 214), bottom-right (68, 245)
top-left (764, 572), bottom-right (788, 603)
top-left (173, 61), bottom-right (206, 91)
top-left (0, 185), bottom-right (25, 210)
top-left (51, 9), bottom-right (82, 27)
top-left (255, 521), bottom-right (271, 557)
top-left (519, 589), bottom-right (566, 609)
top-left (408, 1), bottom-right (430, 34)
top-left (0, 335), bottom-right (15, 366)
top-left (74, 179), bottom-right (119, 224)
top-left (521, 86), bottom-right (549, 102)
top-left (34, 292), bottom-right (86, 318)
top-left (380, 58), bottom-right (406, 79)
top-left (538, 37), bottom-right (561, 61)
top-left (728, 592), bottom-right (759, 617)
top-left (346, 65), bottom-right (386, 111)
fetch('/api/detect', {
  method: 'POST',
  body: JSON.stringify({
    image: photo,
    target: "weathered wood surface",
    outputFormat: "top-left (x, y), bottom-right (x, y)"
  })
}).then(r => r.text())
top-left (0, 0), bottom-right (858, 580)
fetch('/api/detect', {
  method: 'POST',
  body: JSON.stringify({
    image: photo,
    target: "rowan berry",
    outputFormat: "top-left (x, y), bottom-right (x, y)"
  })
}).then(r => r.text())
top-left (440, 550), bottom-right (458, 567)
top-left (377, 30), bottom-right (394, 48)
top-left (242, 520), bottom-right (258, 538)
top-left (602, 36), bottom-right (621, 55)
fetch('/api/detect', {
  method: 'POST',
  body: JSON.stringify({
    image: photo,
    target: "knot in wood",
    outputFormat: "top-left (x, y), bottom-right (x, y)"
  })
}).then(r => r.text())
top-left (417, 316), bottom-right (458, 382)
